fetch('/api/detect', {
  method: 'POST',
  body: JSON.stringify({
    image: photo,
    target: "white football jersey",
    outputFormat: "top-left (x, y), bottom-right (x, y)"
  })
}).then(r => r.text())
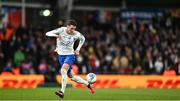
top-left (46, 27), bottom-right (85, 55)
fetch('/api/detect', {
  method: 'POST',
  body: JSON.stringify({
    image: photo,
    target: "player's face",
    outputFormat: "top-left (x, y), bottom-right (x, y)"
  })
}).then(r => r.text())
top-left (66, 25), bottom-right (76, 33)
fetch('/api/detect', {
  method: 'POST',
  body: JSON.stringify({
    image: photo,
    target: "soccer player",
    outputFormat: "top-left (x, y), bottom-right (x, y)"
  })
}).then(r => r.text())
top-left (46, 19), bottom-right (94, 98)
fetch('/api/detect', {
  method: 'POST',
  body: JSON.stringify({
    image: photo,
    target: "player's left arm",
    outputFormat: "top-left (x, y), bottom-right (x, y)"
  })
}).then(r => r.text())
top-left (74, 33), bottom-right (85, 55)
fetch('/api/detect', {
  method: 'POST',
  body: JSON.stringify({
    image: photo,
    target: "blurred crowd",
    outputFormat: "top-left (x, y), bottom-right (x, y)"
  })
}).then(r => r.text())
top-left (0, 11), bottom-right (180, 82)
top-left (78, 11), bottom-right (180, 76)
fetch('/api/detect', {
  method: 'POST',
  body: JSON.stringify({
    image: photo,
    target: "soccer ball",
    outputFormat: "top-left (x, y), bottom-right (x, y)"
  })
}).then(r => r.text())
top-left (86, 73), bottom-right (96, 84)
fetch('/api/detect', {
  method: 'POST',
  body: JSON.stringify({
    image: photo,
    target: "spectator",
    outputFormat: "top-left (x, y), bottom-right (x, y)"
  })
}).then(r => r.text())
top-left (1, 59), bottom-right (13, 75)
top-left (112, 55), bottom-right (121, 74)
top-left (14, 46), bottom-right (25, 66)
top-left (3, 59), bottom-right (13, 73)
top-left (20, 59), bottom-right (33, 74)
top-left (154, 56), bottom-right (164, 74)
top-left (12, 66), bottom-right (20, 75)
top-left (163, 67), bottom-right (176, 76)
top-left (133, 65), bottom-right (144, 74)
top-left (38, 59), bottom-right (48, 74)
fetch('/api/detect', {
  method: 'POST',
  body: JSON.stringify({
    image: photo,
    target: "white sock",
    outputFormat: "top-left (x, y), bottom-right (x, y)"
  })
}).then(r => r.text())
top-left (71, 75), bottom-right (89, 85)
top-left (60, 68), bottom-right (68, 93)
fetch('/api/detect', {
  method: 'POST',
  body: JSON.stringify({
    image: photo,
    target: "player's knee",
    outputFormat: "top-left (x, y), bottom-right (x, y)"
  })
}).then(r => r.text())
top-left (68, 69), bottom-right (74, 78)
top-left (61, 68), bottom-right (67, 74)
top-left (68, 74), bottom-right (73, 78)
top-left (62, 63), bottom-right (69, 69)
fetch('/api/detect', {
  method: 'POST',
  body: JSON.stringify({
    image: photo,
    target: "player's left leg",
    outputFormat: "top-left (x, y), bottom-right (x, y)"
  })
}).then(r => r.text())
top-left (68, 70), bottom-right (88, 85)
top-left (68, 70), bottom-right (95, 93)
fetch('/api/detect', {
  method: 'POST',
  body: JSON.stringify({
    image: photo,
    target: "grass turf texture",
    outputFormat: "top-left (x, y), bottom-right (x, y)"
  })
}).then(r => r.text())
top-left (0, 88), bottom-right (180, 100)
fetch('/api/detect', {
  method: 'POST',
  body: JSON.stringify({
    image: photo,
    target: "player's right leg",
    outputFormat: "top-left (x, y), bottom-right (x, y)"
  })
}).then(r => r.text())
top-left (55, 55), bottom-right (70, 98)
top-left (55, 55), bottom-right (76, 98)
top-left (55, 63), bottom-right (69, 98)
top-left (68, 70), bottom-right (95, 94)
top-left (87, 83), bottom-right (95, 94)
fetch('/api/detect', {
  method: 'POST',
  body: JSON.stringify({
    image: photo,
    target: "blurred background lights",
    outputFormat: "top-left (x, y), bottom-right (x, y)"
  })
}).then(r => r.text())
top-left (43, 9), bottom-right (50, 16)
top-left (40, 9), bottom-right (52, 16)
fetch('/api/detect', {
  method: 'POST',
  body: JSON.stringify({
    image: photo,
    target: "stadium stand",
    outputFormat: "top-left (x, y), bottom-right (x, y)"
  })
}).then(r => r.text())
top-left (0, 0), bottom-right (180, 83)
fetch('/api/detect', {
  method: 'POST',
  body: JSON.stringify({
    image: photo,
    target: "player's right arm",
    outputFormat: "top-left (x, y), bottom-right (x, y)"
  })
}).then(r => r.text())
top-left (46, 28), bottom-right (62, 37)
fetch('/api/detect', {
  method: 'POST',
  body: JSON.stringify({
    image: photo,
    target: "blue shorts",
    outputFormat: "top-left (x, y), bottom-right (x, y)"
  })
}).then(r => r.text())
top-left (57, 55), bottom-right (75, 74)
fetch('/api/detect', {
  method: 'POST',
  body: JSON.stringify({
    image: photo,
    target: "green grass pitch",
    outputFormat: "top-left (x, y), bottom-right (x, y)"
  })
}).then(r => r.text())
top-left (0, 88), bottom-right (180, 100)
